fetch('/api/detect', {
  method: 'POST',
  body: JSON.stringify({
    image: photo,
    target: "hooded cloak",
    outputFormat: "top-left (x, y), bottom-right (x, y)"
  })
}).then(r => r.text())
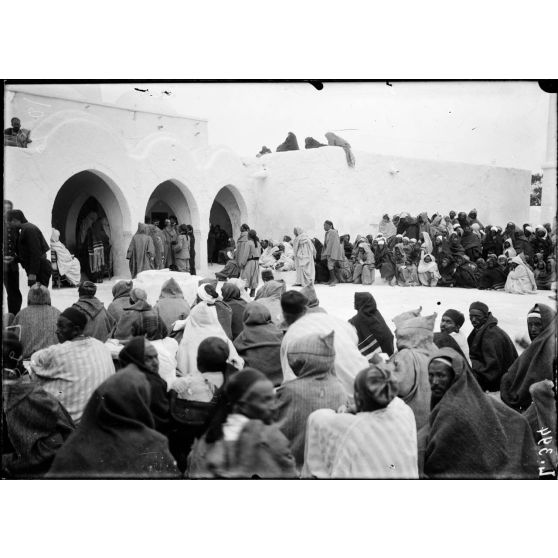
top-left (422, 348), bottom-right (538, 479)
top-left (348, 292), bottom-right (394, 359)
top-left (47, 370), bottom-right (179, 478)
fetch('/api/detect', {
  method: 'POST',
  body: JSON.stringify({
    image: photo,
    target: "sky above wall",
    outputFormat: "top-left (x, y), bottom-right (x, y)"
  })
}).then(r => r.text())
top-left (98, 81), bottom-right (550, 173)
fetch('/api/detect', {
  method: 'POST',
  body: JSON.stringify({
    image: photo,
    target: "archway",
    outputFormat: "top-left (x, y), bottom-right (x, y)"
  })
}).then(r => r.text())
top-left (145, 179), bottom-right (201, 270)
top-left (208, 185), bottom-right (248, 263)
top-left (51, 170), bottom-right (131, 276)
top-left (145, 180), bottom-right (199, 229)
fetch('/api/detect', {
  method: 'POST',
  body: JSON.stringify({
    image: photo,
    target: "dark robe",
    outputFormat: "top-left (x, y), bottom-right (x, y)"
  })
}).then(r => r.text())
top-left (467, 313), bottom-right (518, 392)
top-left (305, 136), bottom-right (327, 149)
top-left (500, 305), bottom-right (557, 412)
top-left (422, 348), bottom-right (537, 479)
top-left (72, 297), bottom-right (115, 342)
top-left (2, 380), bottom-right (75, 478)
top-left (47, 370), bottom-right (179, 478)
top-left (276, 132), bottom-right (299, 152)
top-left (348, 292), bottom-right (394, 358)
top-left (233, 303), bottom-right (284, 387)
top-left (221, 283), bottom-right (248, 340)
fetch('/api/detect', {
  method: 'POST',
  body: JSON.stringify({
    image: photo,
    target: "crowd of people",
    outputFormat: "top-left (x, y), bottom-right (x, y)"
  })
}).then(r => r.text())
top-left (3, 198), bottom-right (557, 479)
top-left (217, 210), bottom-right (555, 294)
top-left (2, 249), bottom-right (556, 478)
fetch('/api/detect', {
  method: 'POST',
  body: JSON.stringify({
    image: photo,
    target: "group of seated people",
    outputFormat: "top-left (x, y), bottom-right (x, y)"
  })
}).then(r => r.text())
top-left (2, 264), bottom-right (556, 479)
top-left (313, 210), bottom-right (555, 292)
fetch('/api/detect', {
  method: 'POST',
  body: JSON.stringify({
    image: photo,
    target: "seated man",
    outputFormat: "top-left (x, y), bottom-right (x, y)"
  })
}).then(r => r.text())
top-left (29, 307), bottom-right (115, 423)
top-left (113, 287), bottom-right (167, 341)
top-left (72, 281), bottom-right (115, 342)
top-left (439, 309), bottom-right (469, 362)
top-left (500, 303), bottom-right (556, 412)
top-left (302, 361), bottom-right (418, 478)
top-left (4, 117), bottom-right (32, 148)
top-left (187, 368), bottom-right (297, 478)
top-left (277, 331), bottom-right (347, 470)
top-left (421, 348), bottom-right (538, 479)
top-left (2, 332), bottom-right (75, 478)
top-left (281, 292), bottom-right (368, 398)
top-left (467, 301), bottom-right (518, 392)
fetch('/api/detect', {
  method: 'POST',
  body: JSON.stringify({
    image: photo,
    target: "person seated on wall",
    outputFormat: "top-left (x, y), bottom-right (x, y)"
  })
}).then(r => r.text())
top-left (276, 132), bottom-right (299, 152)
top-left (304, 136), bottom-right (327, 149)
top-left (256, 146), bottom-right (272, 157)
top-left (4, 117), bottom-right (32, 148)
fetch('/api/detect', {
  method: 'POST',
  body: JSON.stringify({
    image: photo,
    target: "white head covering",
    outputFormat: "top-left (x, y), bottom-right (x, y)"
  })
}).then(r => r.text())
top-left (176, 302), bottom-right (243, 375)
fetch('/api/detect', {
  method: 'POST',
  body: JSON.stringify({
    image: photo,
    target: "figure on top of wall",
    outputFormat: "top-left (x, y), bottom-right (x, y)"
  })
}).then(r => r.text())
top-left (305, 137), bottom-right (327, 149)
top-left (4, 117), bottom-right (32, 148)
top-left (256, 146), bottom-right (272, 157)
top-left (276, 132), bottom-right (299, 152)
top-left (325, 132), bottom-right (355, 168)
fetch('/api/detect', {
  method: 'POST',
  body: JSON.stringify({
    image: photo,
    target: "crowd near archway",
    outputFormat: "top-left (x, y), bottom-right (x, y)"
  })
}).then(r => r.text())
top-left (51, 170), bottom-right (130, 278)
top-left (207, 185), bottom-right (248, 263)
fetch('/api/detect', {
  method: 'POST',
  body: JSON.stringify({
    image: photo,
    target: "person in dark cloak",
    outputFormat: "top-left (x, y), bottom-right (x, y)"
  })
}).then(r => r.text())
top-left (6, 210), bottom-right (51, 288)
top-left (72, 281), bottom-right (115, 342)
top-left (47, 369), bottom-right (179, 479)
top-left (276, 132), bottom-right (299, 152)
top-left (348, 292), bottom-right (394, 360)
top-left (420, 348), bottom-right (537, 479)
top-left (118, 337), bottom-right (171, 434)
top-left (304, 137), bottom-right (327, 149)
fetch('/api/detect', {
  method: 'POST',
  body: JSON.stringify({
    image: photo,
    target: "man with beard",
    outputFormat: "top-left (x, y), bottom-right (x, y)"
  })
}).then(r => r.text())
top-left (467, 301), bottom-right (517, 392)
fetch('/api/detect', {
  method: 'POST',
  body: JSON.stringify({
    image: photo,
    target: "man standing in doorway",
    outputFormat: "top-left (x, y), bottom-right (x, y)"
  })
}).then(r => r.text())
top-left (6, 210), bottom-right (51, 288)
top-left (321, 220), bottom-right (344, 286)
top-left (3, 200), bottom-right (22, 315)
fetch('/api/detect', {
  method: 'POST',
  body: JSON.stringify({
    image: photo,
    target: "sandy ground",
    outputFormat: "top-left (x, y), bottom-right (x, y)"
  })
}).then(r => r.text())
top-left (6, 263), bottom-right (556, 354)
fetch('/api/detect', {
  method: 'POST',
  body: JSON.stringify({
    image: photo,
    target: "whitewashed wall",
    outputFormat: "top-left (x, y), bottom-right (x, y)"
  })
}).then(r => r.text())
top-left (249, 148), bottom-right (532, 242)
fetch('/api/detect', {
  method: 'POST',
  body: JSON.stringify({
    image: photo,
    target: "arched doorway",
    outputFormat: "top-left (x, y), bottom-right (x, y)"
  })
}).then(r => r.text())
top-left (145, 179), bottom-right (201, 269)
top-left (51, 170), bottom-right (131, 277)
top-left (145, 180), bottom-right (199, 229)
top-left (208, 185), bottom-right (248, 263)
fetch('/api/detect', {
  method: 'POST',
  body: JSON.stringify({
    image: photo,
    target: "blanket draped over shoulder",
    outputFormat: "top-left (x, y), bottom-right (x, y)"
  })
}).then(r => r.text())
top-left (423, 348), bottom-right (538, 479)
top-left (500, 304), bottom-right (557, 412)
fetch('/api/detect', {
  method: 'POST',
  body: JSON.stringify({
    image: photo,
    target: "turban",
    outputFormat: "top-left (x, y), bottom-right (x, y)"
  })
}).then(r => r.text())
top-left (129, 288), bottom-right (148, 303)
top-left (442, 309), bottom-right (465, 329)
top-left (197, 283), bottom-right (219, 303)
top-left (226, 367), bottom-right (268, 405)
top-left (78, 281), bottom-right (97, 297)
top-left (354, 362), bottom-right (398, 410)
top-left (469, 301), bottom-right (489, 316)
top-left (281, 290), bottom-right (308, 315)
top-left (60, 307), bottom-right (87, 329)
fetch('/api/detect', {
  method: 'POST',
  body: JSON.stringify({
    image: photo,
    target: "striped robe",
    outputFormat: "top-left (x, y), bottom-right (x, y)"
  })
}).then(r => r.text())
top-left (302, 398), bottom-right (418, 479)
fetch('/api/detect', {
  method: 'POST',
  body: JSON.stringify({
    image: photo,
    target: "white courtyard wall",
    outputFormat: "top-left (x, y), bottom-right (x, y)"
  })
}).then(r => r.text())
top-left (249, 148), bottom-right (532, 241)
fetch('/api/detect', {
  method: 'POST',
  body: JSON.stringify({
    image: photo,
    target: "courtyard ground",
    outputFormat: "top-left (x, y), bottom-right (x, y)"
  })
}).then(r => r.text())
top-left (7, 264), bottom-right (556, 355)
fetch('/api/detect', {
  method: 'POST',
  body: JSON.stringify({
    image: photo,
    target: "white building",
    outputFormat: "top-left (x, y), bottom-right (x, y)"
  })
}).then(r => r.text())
top-left (4, 84), bottom-right (539, 279)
